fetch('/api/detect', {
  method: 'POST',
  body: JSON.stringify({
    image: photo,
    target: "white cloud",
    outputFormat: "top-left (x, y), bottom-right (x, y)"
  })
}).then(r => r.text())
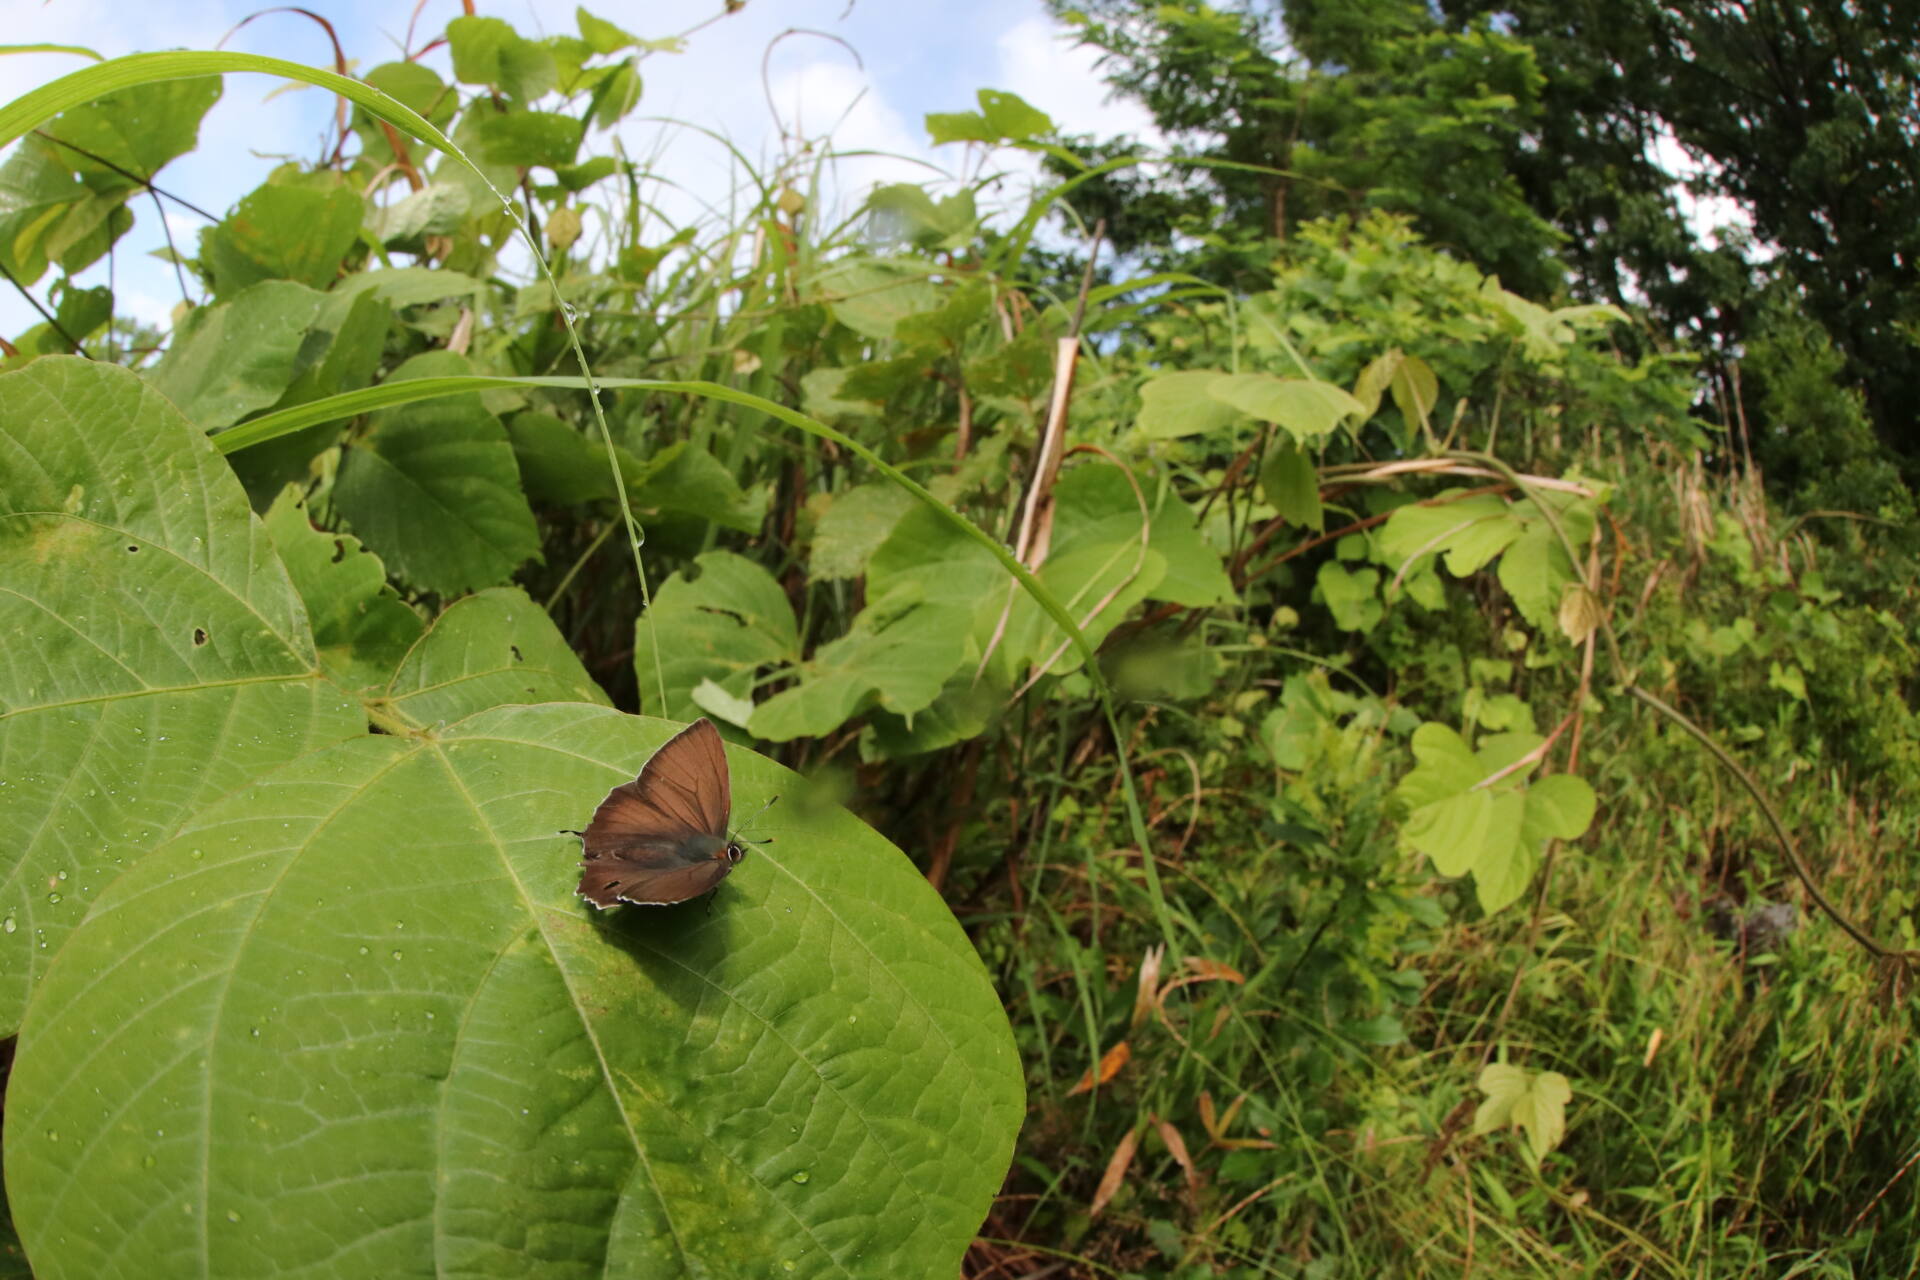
top-left (764, 60), bottom-right (939, 213)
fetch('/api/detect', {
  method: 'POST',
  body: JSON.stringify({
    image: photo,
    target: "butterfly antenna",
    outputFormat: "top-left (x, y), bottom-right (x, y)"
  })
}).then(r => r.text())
top-left (733, 794), bottom-right (781, 844)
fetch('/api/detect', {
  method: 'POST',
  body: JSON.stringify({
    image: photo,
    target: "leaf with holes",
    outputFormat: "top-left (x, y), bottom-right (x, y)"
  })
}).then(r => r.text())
top-left (5, 704), bottom-right (1023, 1279)
top-left (262, 485), bottom-right (424, 694)
top-left (634, 551), bottom-right (801, 725)
top-left (379, 587), bottom-right (609, 728)
top-left (0, 357), bottom-right (363, 1035)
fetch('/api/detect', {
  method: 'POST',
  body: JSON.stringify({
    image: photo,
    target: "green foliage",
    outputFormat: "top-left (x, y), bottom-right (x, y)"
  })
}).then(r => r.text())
top-left (3, 14), bottom-right (1917, 1278)
top-left (0, 76), bottom-right (218, 284)
top-left (1473, 1062), bottom-right (1572, 1165)
top-left (0, 358), bottom-right (364, 1035)
top-left (0, 358), bottom-right (1021, 1277)
top-left (1452, 0), bottom-right (1920, 465)
top-left (199, 175), bottom-right (366, 297)
top-left (332, 354), bottom-right (543, 595)
top-left (1046, 0), bottom-right (1563, 292)
top-left (1396, 723), bottom-right (1596, 913)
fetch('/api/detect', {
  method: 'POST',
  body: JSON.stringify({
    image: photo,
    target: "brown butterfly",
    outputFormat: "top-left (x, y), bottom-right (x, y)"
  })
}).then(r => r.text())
top-left (576, 718), bottom-right (745, 908)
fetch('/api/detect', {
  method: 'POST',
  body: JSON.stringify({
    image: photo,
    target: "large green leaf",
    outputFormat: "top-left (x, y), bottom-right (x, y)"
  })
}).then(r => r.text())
top-left (992, 542), bottom-right (1164, 682)
top-left (811, 259), bottom-right (941, 341)
top-left (6, 703), bottom-right (1023, 1278)
top-left (200, 179), bottom-right (366, 298)
top-left (332, 353), bottom-right (541, 595)
top-left (1376, 492), bottom-right (1520, 579)
top-left (144, 280), bottom-right (339, 430)
top-left (226, 287), bottom-right (395, 507)
top-left (1048, 464), bottom-right (1232, 608)
top-left (0, 358), bottom-right (363, 1034)
top-left (1136, 371), bottom-right (1245, 440)
top-left (809, 482), bottom-right (914, 580)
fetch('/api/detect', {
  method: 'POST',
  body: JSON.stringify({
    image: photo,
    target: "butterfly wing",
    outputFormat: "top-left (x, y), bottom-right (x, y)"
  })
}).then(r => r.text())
top-left (585, 718), bottom-right (730, 843)
top-left (579, 852), bottom-right (734, 908)
top-left (578, 718), bottom-right (736, 908)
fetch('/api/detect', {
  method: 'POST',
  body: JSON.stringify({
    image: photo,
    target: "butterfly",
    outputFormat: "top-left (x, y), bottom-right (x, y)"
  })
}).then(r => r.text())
top-left (576, 718), bottom-right (746, 908)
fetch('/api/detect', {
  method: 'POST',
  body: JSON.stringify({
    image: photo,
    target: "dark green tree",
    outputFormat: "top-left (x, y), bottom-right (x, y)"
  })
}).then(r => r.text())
top-left (1049, 0), bottom-right (1563, 295)
top-left (1054, 0), bottom-right (1920, 500)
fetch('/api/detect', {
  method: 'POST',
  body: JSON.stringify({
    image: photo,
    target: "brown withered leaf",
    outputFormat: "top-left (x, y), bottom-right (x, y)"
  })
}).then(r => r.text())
top-left (1068, 1041), bottom-right (1132, 1096)
top-left (1130, 944), bottom-right (1167, 1028)
top-left (1089, 1128), bottom-right (1140, 1218)
top-left (1153, 1113), bottom-right (1201, 1194)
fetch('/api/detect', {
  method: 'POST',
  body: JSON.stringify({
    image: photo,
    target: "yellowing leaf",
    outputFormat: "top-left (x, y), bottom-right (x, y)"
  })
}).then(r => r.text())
top-left (544, 204), bottom-right (582, 252)
top-left (1474, 1063), bottom-right (1573, 1162)
top-left (1557, 582), bottom-right (1604, 643)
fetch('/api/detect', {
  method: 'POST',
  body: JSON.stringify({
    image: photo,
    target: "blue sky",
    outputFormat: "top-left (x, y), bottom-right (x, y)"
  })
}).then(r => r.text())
top-left (2, 0), bottom-right (1158, 335)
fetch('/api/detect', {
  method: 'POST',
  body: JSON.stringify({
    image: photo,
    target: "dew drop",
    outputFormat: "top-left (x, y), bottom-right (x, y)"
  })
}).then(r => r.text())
top-left (357, 946), bottom-right (369, 956)
top-left (790, 1170), bottom-right (810, 1185)
top-left (225, 1210), bottom-right (240, 1224)
top-left (3, 917), bottom-right (15, 935)
top-left (782, 1261), bottom-right (796, 1272)
top-left (249, 1027), bottom-right (261, 1038)
top-left (44, 1129), bottom-right (57, 1142)
top-left (390, 950), bottom-right (403, 961)
top-left (46, 893), bottom-right (61, 905)
top-left (142, 1154), bottom-right (156, 1169)
top-left (190, 849), bottom-right (204, 861)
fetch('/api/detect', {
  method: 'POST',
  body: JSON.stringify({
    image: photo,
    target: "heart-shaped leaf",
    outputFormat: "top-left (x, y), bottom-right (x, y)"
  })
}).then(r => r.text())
top-left (1395, 724), bottom-right (1597, 915)
top-left (1475, 1063), bottom-right (1573, 1163)
top-left (6, 704), bottom-right (1023, 1278)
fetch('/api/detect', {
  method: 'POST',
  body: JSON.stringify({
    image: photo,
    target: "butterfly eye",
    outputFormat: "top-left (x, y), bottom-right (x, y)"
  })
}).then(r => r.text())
top-left (727, 843), bottom-right (746, 864)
